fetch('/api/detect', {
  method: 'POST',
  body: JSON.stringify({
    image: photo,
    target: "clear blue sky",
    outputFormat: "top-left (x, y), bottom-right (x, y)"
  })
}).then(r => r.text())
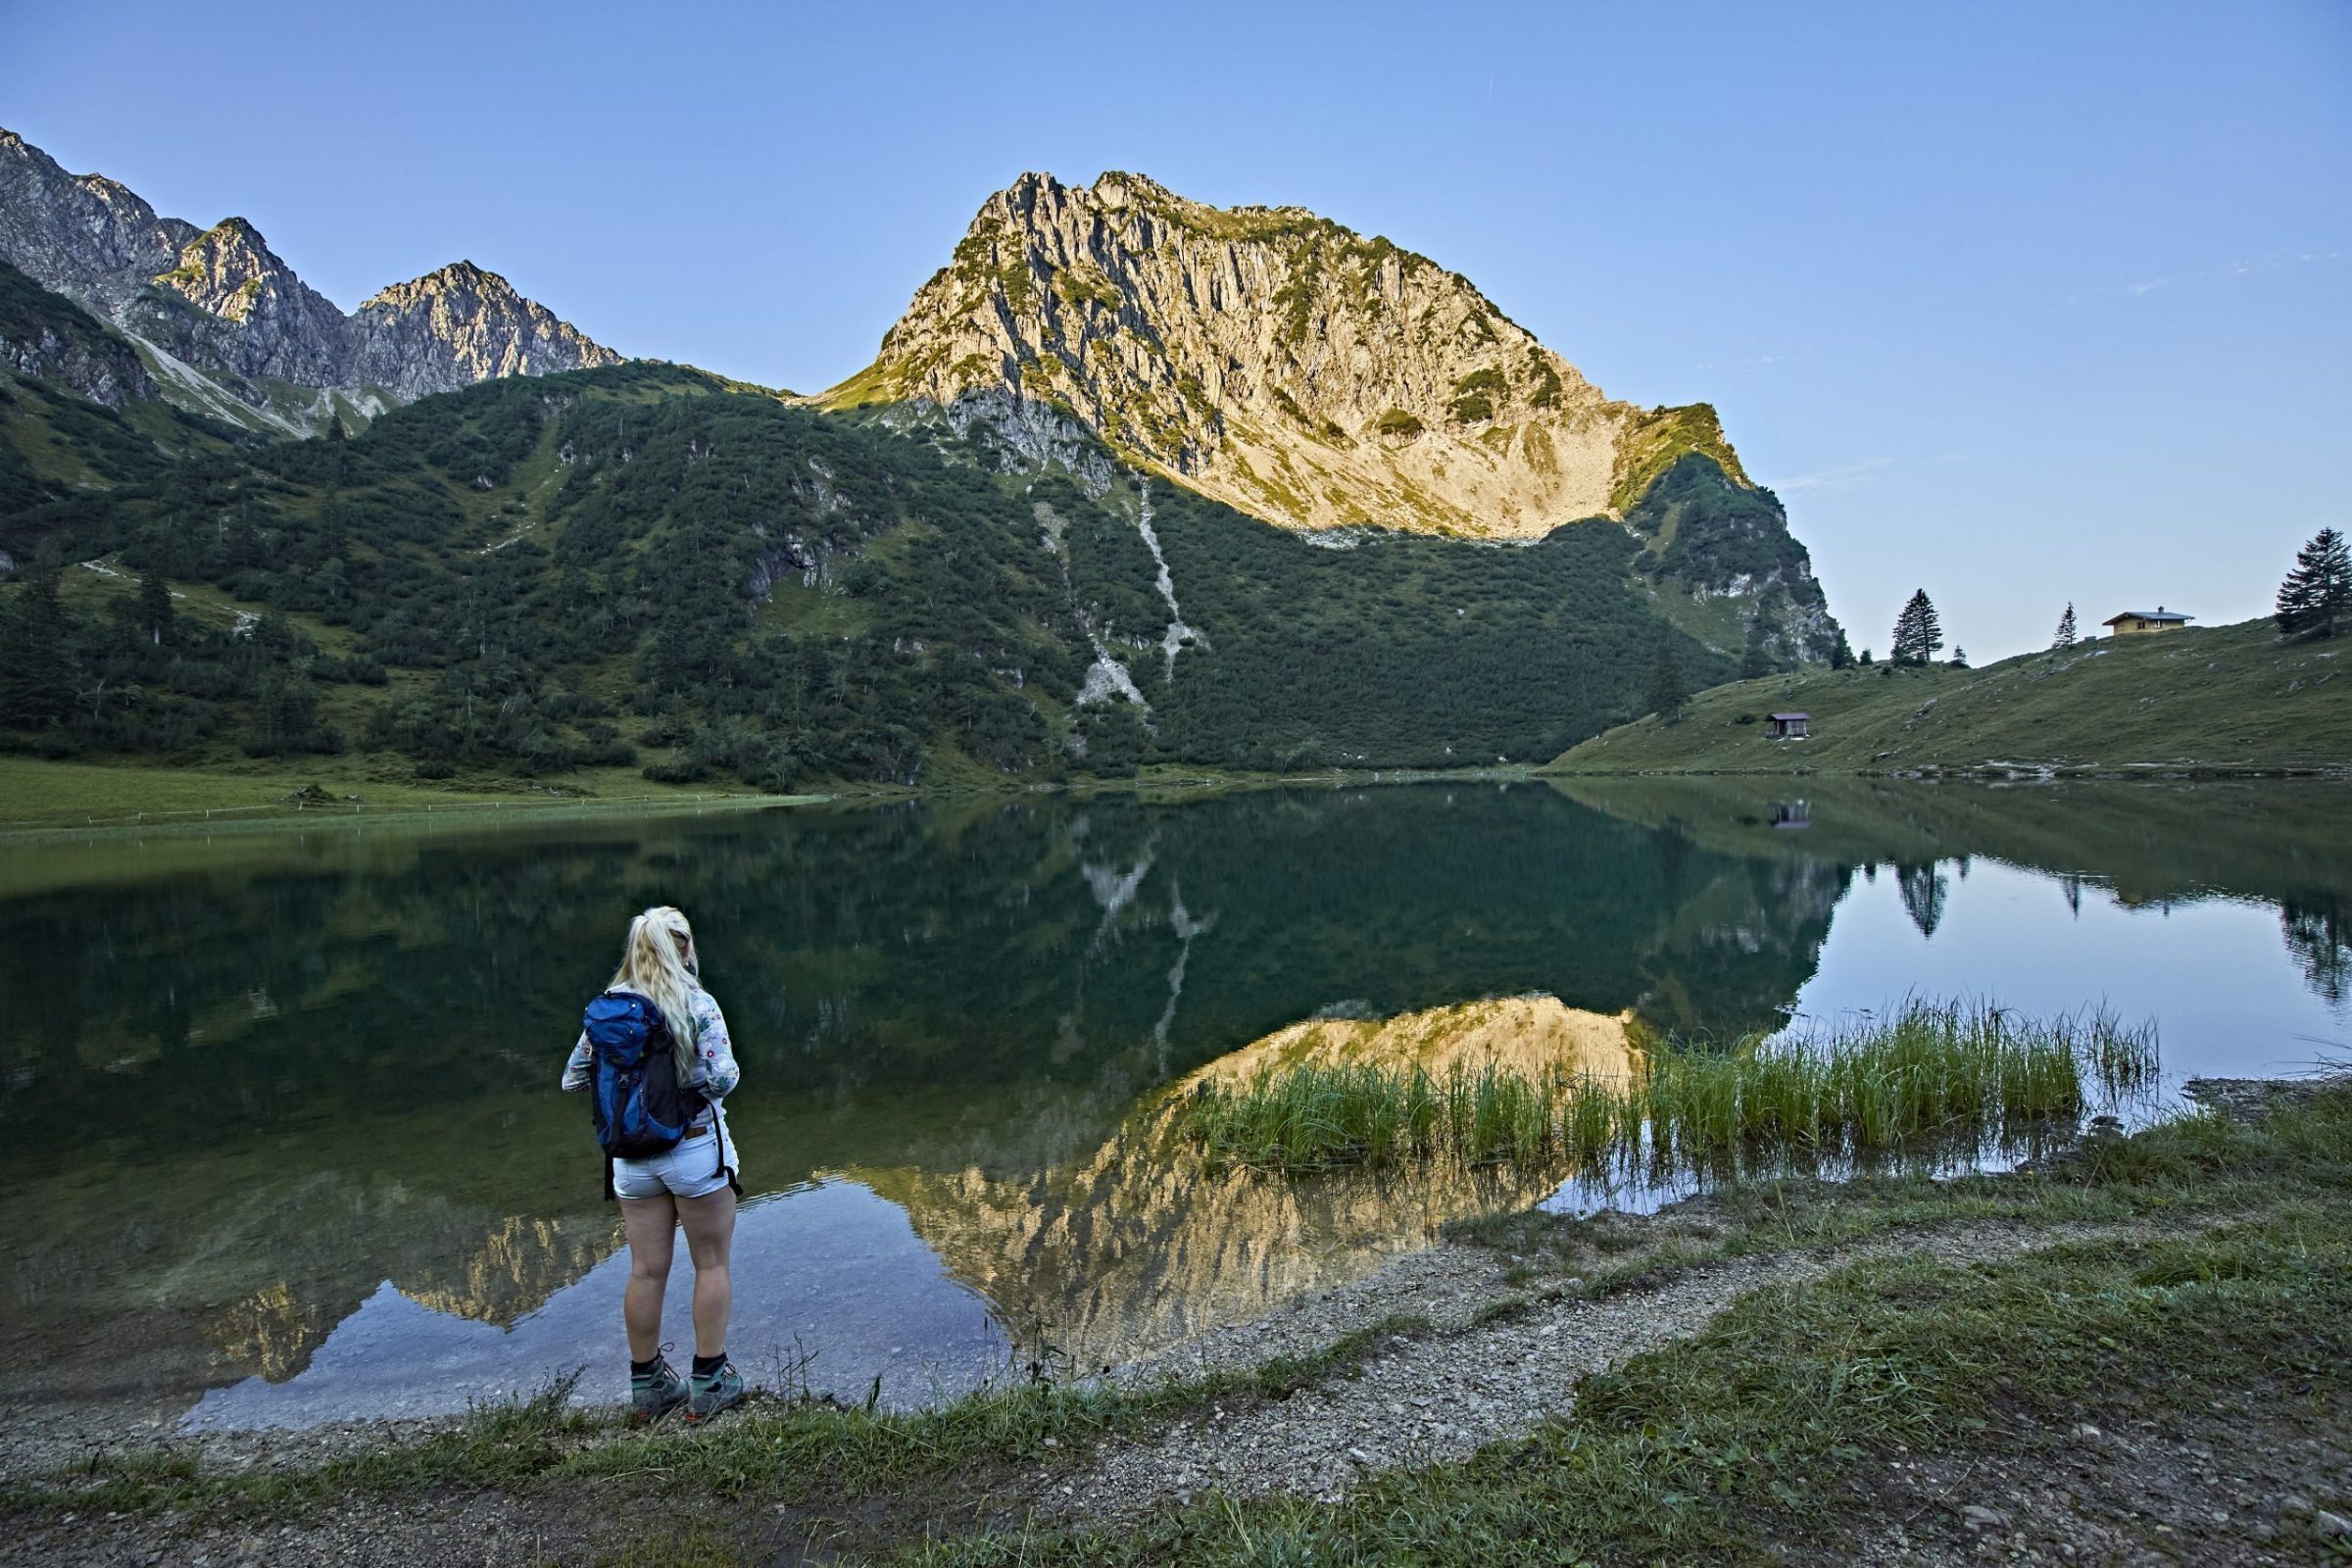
top-left (6, 0), bottom-right (2347, 659)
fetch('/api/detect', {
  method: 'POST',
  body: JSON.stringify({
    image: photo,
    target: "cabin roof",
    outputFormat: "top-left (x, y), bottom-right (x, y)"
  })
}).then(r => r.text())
top-left (2102, 608), bottom-right (2193, 624)
top-left (1769, 711), bottom-right (1810, 721)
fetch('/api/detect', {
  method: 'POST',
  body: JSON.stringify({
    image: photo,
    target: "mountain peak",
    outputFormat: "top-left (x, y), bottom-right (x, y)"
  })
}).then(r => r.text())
top-left (0, 124), bottom-right (620, 431)
top-left (831, 171), bottom-right (1633, 539)
top-left (353, 258), bottom-right (619, 399)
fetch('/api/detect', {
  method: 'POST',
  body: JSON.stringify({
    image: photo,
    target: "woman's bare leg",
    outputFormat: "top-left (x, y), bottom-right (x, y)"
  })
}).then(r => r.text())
top-left (618, 1195), bottom-right (678, 1361)
top-left (676, 1185), bottom-right (737, 1359)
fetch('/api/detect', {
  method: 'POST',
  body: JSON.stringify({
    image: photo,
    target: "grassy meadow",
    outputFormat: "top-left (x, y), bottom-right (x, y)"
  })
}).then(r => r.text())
top-left (1549, 618), bottom-right (2352, 774)
top-left (0, 753), bottom-right (806, 833)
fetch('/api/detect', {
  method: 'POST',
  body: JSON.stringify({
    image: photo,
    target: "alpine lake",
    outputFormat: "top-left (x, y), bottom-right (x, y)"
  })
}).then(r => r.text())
top-left (3, 776), bottom-right (2346, 1436)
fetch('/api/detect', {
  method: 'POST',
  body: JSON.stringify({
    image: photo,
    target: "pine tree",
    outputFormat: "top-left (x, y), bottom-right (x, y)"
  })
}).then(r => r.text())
top-left (136, 570), bottom-right (172, 647)
top-left (0, 564), bottom-right (76, 730)
top-left (1829, 627), bottom-right (1854, 669)
top-left (1648, 636), bottom-right (1687, 722)
top-left (2276, 527), bottom-right (2351, 640)
top-left (1890, 589), bottom-right (1943, 664)
top-left (1948, 646), bottom-right (1969, 668)
top-left (2052, 603), bottom-right (2077, 649)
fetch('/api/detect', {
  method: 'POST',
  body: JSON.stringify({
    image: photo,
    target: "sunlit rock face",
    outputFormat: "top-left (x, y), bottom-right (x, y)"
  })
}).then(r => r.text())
top-left (868, 995), bottom-right (1641, 1364)
top-left (830, 172), bottom-right (1673, 541)
top-left (149, 218), bottom-right (352, 386)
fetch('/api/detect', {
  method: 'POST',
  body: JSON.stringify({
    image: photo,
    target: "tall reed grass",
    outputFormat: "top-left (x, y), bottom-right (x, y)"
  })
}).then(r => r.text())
top-left (1181, 1001), bottom-right (2157, 1176)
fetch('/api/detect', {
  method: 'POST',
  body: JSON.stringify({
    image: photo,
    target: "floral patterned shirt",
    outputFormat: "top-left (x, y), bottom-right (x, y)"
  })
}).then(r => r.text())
top-left (563, 984), bottom-right (740, 1129)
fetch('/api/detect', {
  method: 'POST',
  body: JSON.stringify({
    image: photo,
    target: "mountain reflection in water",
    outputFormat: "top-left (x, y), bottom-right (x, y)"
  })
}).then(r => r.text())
top-left (0, 779), bottom-right (2345, 1430)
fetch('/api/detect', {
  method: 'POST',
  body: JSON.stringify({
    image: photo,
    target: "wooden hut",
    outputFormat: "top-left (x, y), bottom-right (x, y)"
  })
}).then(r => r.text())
top-left (2101, 606), bottom-right (2193, 636)
top-left (1767, 712), bottom-right (1810, 739)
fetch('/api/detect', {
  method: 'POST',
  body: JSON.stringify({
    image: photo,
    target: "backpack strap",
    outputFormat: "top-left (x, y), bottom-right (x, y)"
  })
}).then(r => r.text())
top-left (712, 1109), bottom-right (741, 1197)
top-left (603, 1152), bottom-right (615, 1203)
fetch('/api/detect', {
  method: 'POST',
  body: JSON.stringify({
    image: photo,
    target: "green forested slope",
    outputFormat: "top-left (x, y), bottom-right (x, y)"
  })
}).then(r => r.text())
top-left (0, 361), bottom-right (1758, 788)
top-left (1549, 619), bottom-right (2352, 774)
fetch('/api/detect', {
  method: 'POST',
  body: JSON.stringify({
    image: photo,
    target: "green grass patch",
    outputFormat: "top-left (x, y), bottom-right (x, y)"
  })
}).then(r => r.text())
top-left (0, 754), bottom-right (809, 836)
top-left (900, 1084), bottom-right (2352, 1566)
top-left (1178, 1001), bottom-right (2157, 1176)
top-left (1551, 617), bottom-right (2352, 774)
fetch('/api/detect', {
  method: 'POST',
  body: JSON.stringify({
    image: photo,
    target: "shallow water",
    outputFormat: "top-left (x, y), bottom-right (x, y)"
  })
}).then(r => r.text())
top-left (1, 776), bottom-right (2343, 1430)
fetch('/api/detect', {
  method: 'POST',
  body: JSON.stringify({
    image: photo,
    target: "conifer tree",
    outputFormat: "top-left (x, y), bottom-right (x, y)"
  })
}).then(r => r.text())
top-left (1829, 627), bottom-right (1854, 669)
top-left (2276, 527), bottom-right (2350, 640)
top-left (1890, 589), bottom-right (1943, 664)
top-left (136, 570), bottom-right (172, 647)
top-left (0, 564), bottom-right (75, 730)
top-left (1648, 636), bottom-right (1687, 722)
top-left (2052, 603), bottom-right (2077, 649)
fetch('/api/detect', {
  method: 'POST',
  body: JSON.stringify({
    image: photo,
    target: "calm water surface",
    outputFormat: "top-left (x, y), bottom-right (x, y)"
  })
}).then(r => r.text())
top-left (2, 777), bottom-right (2344, 1430)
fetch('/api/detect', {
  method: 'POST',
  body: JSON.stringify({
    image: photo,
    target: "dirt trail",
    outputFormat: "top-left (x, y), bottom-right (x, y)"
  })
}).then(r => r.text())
top-left (1040, 1218), bottom-right (2163, 1523)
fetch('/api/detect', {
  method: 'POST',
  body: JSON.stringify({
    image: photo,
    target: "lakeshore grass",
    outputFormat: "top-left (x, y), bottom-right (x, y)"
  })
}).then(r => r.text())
top-left (1181, 1001), bottom-right (2158, 1176)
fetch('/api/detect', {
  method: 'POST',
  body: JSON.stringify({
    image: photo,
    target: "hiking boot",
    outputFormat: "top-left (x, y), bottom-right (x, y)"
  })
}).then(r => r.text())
top-left (630, 1355), bottom-right (688, 1424)
top-left (684, 1358), bottom-right (745, 1424)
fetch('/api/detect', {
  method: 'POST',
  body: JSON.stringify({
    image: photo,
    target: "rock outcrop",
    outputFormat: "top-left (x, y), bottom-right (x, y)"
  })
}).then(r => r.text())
top-left (352, 262), bottom-right (620, 400)
top-left (827, 172), bottom-right (1738, 541)
top-left (0, 126), bottom-right (619, 432)
top-left (149, 218), bottom-right (352, 386)
top-left (0, 257), bottom-right (156, 408)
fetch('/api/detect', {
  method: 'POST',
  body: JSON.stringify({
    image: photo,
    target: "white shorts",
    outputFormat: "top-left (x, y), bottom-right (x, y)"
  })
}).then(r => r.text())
top-left (612, 1125), bottom-right (734, 1200)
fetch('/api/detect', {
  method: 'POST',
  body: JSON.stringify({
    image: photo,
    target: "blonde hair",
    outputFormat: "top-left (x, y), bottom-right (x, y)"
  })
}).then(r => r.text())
top-left (609, 906), bottom-right (700, 1063)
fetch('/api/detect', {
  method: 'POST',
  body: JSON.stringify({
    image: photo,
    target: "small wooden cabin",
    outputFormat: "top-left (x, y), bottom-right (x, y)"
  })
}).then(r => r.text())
top-left (1767, 712), bottom-right (1810, 739)
top-left (2102, 606), bottom-right (2193, 636)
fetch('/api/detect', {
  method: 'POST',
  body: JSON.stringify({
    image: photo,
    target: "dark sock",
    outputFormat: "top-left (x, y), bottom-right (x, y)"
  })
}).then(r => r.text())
top-left (692, 1351), bottom-right (726, 1378)
top-left (631, 1355), bottom-right (662, 1377)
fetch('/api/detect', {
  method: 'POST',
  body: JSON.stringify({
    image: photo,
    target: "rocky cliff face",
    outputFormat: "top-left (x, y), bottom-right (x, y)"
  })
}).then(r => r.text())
top-left (829, 170), bottom-right (1840, 660)
top-left (0, 126), bottom-right (618, 432)
top-left (829, 172), bottom-right (1739, 542)
top-left (353, 262), bottom-right (621, 399)
top-left (149, 218), bottom-right (352, 386)
top-left (0, 128), bottom-right (191, 298)
top-left (0, 258), bottom-right (156, 408)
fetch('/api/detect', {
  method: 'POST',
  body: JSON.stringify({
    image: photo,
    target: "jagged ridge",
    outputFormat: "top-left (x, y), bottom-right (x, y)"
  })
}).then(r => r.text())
top-left (829, 172), bottom-right (1715, 541)
top-left (0, 127), bottom-right (619, 433)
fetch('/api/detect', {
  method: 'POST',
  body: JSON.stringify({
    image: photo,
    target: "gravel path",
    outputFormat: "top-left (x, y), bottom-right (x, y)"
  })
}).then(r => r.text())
top-left (1045, 1219), bottom-right (2156, 1523)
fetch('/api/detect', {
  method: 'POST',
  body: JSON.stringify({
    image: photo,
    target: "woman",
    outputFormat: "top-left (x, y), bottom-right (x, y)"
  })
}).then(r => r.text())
top-left (563, 906), bottom-right (746, 1424)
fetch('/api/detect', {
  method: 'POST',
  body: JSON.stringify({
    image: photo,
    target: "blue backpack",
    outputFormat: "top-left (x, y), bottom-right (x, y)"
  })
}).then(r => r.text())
top-left (582, 991), bottom-right (708, 1177)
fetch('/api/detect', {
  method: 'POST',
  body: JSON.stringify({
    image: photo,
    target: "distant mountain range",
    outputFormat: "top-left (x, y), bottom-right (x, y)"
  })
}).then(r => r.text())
top-left (0, 135), bottom-right (1846, 786)
top-left (0, 127), bottom-right (617, 435)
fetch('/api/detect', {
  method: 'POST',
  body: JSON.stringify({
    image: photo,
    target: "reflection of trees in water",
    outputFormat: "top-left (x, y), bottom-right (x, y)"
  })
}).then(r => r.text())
top-left (0, 788), bottom-right (1861, 1404)
top-left (1898, 861), bottom-right (1949, 939)
top-left (2282, 898), bottom-right (2350, 1007)
top-left (0, 788), bottom-right (1844, 1163)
